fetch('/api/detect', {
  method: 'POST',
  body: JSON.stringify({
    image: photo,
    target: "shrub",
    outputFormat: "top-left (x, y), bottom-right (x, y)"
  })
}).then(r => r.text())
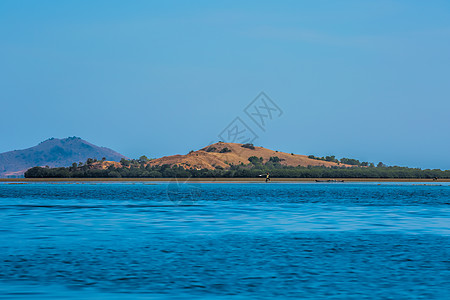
top-left (248, 156), bottom-right (263, 164)
top-left (269, 156), bottom-right (281, 163)
top-left (220, 147), bottom-right (231, 153)
top-left (241, 143), bottom-right (255, 150)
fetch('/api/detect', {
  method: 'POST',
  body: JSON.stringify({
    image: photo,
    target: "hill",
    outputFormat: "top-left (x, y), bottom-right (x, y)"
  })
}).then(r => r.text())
top-left (146, 142), bottom-right (354, 170)
top-left (0, 137), bottom-right (126, 177)
top-left (23, 141), bottom-right (450, 179)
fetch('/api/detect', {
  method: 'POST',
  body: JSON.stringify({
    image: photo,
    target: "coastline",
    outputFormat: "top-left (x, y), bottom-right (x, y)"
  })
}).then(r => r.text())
top-left (1, 178), bottom-right (449, 183)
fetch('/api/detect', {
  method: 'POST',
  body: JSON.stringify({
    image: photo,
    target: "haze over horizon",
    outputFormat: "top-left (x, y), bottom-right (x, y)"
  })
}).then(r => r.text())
top-left (1, 1), bottom-right (449, 169)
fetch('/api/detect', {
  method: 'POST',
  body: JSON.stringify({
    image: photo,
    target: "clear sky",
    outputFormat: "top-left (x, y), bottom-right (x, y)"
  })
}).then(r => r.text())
top-left (1, 1), bottom-right (449, 169)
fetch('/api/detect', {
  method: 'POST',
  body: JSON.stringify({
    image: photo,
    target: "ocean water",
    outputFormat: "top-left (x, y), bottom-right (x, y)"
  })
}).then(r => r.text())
top-left (0, 182), bottom-right (449, 299)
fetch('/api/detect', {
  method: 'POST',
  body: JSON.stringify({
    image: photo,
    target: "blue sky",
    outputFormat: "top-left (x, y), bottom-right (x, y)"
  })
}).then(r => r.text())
top-left (1, 1), bottom-right (449, 169)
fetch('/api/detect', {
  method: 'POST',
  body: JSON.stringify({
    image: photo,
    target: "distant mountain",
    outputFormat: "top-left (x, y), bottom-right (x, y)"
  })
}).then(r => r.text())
top-left (0, 137), bottom-right (127, 177)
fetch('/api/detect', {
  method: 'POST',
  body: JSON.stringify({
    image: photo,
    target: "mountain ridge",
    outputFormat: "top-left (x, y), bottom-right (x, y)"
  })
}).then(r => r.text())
top-left (0, 137), bottom-right (127, 177)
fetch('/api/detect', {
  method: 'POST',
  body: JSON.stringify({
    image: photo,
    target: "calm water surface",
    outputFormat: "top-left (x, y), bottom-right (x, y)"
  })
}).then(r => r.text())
top-left (0, 182), bottom-right (449, 299)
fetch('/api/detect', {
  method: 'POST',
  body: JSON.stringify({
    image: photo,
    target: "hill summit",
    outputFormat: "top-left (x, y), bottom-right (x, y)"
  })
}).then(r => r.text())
top-left (0, 137), bottom-right (126, 177)
top-left (146, 142), bottom-right (353, 170)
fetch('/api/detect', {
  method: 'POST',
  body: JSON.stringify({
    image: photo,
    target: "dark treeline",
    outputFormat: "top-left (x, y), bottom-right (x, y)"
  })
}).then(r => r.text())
top-left (307, 154), bottom-right (378, 167)
top-left (24, 157), bottom-right (450, 179)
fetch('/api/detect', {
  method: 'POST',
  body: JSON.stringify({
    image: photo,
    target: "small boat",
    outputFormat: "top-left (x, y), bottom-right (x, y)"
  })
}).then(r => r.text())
top-left (315, 179), bottom-right (344, 183)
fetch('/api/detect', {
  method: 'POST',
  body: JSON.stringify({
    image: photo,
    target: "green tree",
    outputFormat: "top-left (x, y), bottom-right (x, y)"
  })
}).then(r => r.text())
top-left (120, 158), bottom-right (130, 167)
top-left (340, 158), bottom-right (361, 166)
top-left (269, 156), bottom-right (281, 163)
top-left (138, 155), bottom-right (150, 164)
top-left (108, 171), bottom-right (121, 178)
top-left (248, 156), bottom-right (263, 164)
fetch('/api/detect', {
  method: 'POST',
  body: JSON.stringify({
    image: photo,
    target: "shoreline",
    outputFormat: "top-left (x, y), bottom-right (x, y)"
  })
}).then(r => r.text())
top-left (1, 178), bottom-right (449, 183)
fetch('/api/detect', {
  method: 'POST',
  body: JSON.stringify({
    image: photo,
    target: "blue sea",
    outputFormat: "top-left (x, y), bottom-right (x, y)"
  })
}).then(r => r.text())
top-left (0, 182), bottom-right (449, 299)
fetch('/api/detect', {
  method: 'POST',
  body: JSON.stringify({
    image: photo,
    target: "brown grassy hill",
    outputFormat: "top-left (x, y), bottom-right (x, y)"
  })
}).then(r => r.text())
top-left (91, 161), bottom-right (122, 169)
top-left (146, 142), bottom-right (354, 170)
